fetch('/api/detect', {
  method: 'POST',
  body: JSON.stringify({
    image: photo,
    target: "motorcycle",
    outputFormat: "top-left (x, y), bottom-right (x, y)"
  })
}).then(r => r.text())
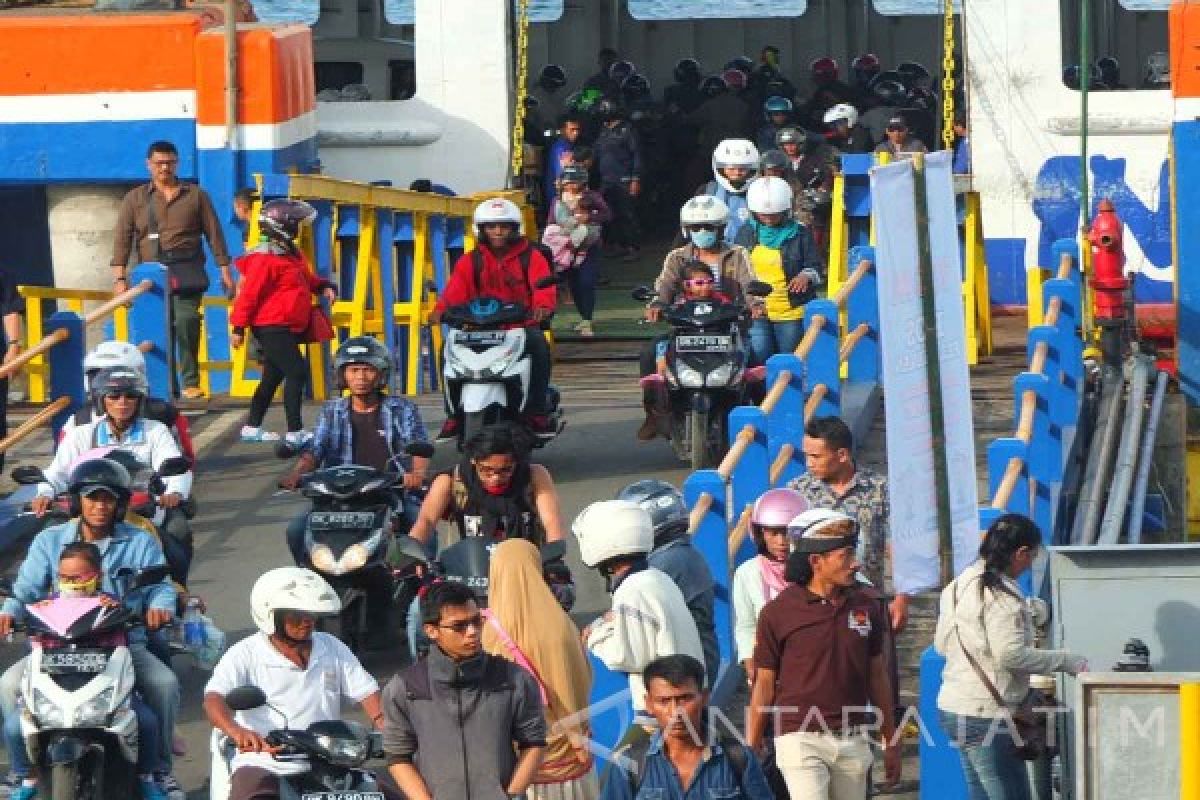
top-left (2, 566), bottom-right (171, 800)
top-left (633, 281), bottom-right (771, 469)
top-left (210, 685), bottom-right (386, 800)
top-left (440, 274), bottom-right (565, 450)
top-left (276, 442), bottom-right (435, 653)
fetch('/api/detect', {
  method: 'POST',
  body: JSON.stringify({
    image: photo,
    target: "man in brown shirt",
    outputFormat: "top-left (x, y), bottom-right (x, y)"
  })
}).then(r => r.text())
top-left (111, 140), bottom-right (232, 398)
top-left (747, 509), bottom-right (901, 800)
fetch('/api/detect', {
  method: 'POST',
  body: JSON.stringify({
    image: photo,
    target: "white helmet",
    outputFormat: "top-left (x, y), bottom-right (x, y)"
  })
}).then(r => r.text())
top-left (84, 341), bottom-right (146, 382)
top-left (823, 102), bottom-right (859, 129)
top-left (473, 197), bottom-right (524, 233)
top-left (787, 508), bottom-right (856, 541)
top-left (746, 176), bottom-right (794, 215)
top-left (711, 138), bottom-right (760, 193)
top-left (250, 567), bottom-right (341, 636)
top-left (680, 195), bottom-right (730, 229)
top-left (573, 499), bottom-right (654, 568)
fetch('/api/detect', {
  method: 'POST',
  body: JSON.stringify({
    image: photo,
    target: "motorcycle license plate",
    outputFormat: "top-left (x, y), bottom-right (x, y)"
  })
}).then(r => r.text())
top-left (309, 511), bottom-right (377, 531)
top-left (301, 794), bottom-right (384, 800)
top-left (460, 331), bottom-right (505, 346)
top-left (41, 650), bottom-right (108, 674)
top-left (676, 334), bottom-right (733, 353)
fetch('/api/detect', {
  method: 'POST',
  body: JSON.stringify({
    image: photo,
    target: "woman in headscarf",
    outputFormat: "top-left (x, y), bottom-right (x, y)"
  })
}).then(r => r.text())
top-left (485, 539), bottom-right (596, 800)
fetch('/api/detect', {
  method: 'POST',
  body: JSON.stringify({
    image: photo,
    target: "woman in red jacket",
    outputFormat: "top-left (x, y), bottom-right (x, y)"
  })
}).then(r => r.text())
top-left (230, 199), bottom-right (336, 445)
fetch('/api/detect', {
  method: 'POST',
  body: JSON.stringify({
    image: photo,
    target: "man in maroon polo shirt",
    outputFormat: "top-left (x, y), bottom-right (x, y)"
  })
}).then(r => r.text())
top-left (746, 509), bottom-right (901, 799)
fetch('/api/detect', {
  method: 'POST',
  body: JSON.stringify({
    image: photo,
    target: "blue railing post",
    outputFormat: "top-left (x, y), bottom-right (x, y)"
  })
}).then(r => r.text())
top-left (802, 298), bottom-right (841, 416)
top-left (128, 263), bottom-right (171, 401)
top-left (764, 354), bottom-right (806, 486)
top-left (1051, 238), bottom-right (1083, 295)
top-left (1014, 373), bottom-right (1060, 537)
top-left (1041, 278), bottom-right (1083, 402)
top-left (728, 406), bottom-right (769, 563)
top-left (336, 205), bottom-right (361, 300)
top-left (684, 470), bottom-right (733, 679)
top-left (45, 312), bottom-right (85, 434)
top-left (987, 438), bottom-right (1030, 517)
top-left (376, 209), bottom-right (399, 393)
top-left (845, 245), bottom-right (879, 383)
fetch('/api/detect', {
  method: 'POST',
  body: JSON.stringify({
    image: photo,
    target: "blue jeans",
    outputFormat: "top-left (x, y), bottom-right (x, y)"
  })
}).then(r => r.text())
top-left (939, 710), bottom-right (1033, 800)
top-left (749, 318), bottom-right (804, 366)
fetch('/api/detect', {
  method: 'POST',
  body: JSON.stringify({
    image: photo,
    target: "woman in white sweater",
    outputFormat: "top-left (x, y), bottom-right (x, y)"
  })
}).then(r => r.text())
top-left (732, 488), bottom-right (810, 685)
top-left (934, 514), bottom-right (1087, 800)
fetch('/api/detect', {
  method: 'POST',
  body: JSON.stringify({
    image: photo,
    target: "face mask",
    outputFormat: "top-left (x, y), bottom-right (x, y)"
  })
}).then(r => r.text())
top-left (689, 229), bottom-right (718, 249)
top-left (482, 482), bottom-right (511, 496)
top-left (58, 574), bottom-right (100, 598)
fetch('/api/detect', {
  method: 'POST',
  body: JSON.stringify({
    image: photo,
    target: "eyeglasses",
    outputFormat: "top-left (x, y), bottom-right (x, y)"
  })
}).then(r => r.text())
top-left (886, 126), bottom-right (907, 132)
top-left (150, 159), bottom-right (178, 167)
top-left (438, 614), bottom-right (484, 634)
top-left (474, 462), bottom-right (516, 478)
top-left (105, 392), bottom-right (142, 401)
top-left (687, 224), bottom-right (718, 232)
top-left (684, 278), bottom-right (714, 287)
top-left (58, 571), bottom-right (99, 584)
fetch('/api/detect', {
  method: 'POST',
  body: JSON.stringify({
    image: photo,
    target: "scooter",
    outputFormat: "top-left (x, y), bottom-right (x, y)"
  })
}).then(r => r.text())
top-left (633, 281), bottom-right (771, 469)
top-left (440, 275), bottom-right (565, 450)
top-left (3, 565), bottom-right (171, 800)
top-left (277, 442), bottom-right (435, 653)
top-left (209, 685), bottom-right (386, 800)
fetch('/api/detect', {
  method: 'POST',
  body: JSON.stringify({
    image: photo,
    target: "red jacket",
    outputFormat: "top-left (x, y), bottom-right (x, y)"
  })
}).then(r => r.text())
top-left (231, 249), bottom-right (326, 333)
top-left (436, 240), bottom-right (557, 324)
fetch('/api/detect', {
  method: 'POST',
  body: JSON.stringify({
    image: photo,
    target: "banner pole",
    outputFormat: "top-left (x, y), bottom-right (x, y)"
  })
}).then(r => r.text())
top-left (911, 153), bottom-right (956, 586)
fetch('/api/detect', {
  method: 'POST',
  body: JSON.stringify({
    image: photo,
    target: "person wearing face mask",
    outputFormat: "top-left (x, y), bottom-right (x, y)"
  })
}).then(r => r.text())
top-left (635, 195), bottom-right (764, 440)
top-left (734, 176), bottom-right (823, 364)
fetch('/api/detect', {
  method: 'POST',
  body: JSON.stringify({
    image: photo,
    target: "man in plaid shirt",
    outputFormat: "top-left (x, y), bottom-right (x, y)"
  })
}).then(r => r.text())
top-left (788, 415), bottom-right (909, 632)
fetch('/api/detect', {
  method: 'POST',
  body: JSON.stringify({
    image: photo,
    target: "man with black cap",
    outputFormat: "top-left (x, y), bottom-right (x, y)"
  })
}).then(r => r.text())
top-left (874, 115), bottom-right (927, 159)
top-left (746, 509), bottom-right (900, 800)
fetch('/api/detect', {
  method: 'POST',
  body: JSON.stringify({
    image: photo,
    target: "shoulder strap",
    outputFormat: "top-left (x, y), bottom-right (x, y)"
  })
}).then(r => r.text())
top-left (951, 582), bottom-right (1009, 709)
top-left (719, 736), bottom-right (748, 781)
top-left (481, 610), bottom-right (548, 705)
top-left (471, 248), bottom-right (485, 290)
top-left (145, 185), bottom-right (163, 261)
top-left (400, 658), bottom-right (433, 701)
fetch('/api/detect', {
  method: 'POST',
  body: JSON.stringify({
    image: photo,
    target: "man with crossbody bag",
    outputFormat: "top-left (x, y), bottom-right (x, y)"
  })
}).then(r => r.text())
top-left (111, 140), bottom-right (232, 399)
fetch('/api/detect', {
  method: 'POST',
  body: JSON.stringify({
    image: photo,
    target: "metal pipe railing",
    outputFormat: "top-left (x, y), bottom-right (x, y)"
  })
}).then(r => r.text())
top-left (0, 396), bottom-right (71, 455)
top-left (726, 503), bottom-right (755, 561)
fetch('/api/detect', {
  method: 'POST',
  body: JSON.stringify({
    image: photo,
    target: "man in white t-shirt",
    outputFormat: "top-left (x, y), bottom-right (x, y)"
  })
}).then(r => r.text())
top-left (203, 568), bottom-right (385, 800)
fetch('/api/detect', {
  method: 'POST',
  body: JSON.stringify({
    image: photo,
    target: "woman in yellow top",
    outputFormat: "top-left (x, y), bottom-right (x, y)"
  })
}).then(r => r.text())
top-left (484, 539), bottom-right (597, 799)
top-left (733, 176), bottom-right (824, 364)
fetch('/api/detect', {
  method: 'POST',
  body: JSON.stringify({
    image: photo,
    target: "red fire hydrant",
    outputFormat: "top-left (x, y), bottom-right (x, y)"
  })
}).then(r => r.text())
top-left (1088, 198), bottom-right (1127, 321)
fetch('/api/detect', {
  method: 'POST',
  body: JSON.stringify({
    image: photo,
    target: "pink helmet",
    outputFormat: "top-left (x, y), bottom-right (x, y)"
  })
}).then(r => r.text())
top-left (751, 488), bottom-right (810, 530)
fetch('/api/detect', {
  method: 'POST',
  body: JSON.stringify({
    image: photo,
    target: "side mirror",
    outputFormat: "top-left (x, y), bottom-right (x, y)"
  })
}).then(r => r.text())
top-left (631, 286), bottom-right (654, 304)
top-left (225, 686), bottom-right (268, 712)
top-left (746, 280), bottom-right (773, 298)
top-left (11, 466), bottom-right (45, 486)
top-left (130, 565), bottom-right (171, 590)
top-left (156, 457), bottom-right (190, 478)
top-left (275, 441), bottom-right (299, 460)
top-left (406, 441), bottom-right (435, 459)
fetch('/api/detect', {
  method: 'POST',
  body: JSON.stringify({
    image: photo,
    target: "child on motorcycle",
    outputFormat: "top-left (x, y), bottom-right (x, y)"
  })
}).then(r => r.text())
top-left (652, 262), bottom-right (735, 377)
top-left (4, 542), bottom-right (167, 800)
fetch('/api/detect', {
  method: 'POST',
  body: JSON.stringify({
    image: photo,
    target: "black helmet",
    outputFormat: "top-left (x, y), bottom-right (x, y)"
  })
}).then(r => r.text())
top-left (700, 75), bottom-right (727, 97)
top-left (907, 86), bottom-right (938, 112)
top-left (616, 479), bottom-right (688, 545)
top-left (775, 126), bottom-right (804, 147)
top-left (538, 64), bottom-right (567, 91)
top-left (334, 336), bottom-right (391, 390)
top-left (621, 72), bottom-right (651, 100)
top-left (259, 199), bottom-right (317, 247)
top-left (68, 458), bottom-right (133, 520)
top-left (725, 55), bottom-right (755, 75)
top-left (1097, 56), bottom-right (1121, 85)
top-left (872, 79), bottom-right (907, 107)
top-left (760, 148), bottom-right (789, 173)
top-left (674, 58), bottom-right (702, 84)
top-left (608, 60), bottom-right (636, 85)
top-left (896, 61), bottom-right (932, 90)
top-left (90, 366), bottom-right (147, 416)
top-left (851, 53), bottom-right (881, 87)
top-left (559, 164), bottom-right (589, 185)
top-left (595, 98), bottom-right (623, 120)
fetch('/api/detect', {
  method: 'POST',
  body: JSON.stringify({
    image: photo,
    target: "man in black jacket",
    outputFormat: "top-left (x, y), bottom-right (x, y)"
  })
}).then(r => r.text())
top-left (383, 582), bottom-right (547, 800)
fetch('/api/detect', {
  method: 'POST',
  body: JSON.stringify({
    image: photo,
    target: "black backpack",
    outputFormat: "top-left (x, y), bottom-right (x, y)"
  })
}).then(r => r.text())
top-left (604, 725), bottom-right (749, 795)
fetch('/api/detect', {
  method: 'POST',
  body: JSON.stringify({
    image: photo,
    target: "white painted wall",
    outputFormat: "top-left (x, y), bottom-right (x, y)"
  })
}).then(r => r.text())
top-left (315, 0), bottom-right (513, 195)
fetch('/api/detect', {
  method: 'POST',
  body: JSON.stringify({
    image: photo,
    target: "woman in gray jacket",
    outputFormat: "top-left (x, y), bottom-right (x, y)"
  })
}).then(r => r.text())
top-left (934, 514), bottom-right (1087, 800)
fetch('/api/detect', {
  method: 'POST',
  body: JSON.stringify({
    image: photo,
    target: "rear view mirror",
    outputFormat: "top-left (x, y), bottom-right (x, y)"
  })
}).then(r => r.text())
top-left (275, 441), bottom-right (299, 460)
top-left (11, 466), bottom-right (44, 486)
top-left (131, 565), bottom-right (171, 590)
top-left (225, 686), bottom-right (268, 712)
top-left (746, 281), bottom-right (773, 298)
top-left (631, 286), bottom-right (654, 303)
top-left (156, 457), bottom-right (190, 478)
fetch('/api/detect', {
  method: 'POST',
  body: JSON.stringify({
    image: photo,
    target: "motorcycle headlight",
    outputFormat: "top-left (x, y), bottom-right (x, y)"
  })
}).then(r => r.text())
top-left (339, 544), bottom-right (370, 574)
top-left (675, 363), bottom-right (705, 388)
top-left (707, 362), bottom-right (740, 387)
top-left (315, 731), bottom-right (370, 767)
top-left (309, 544), bottom-right (341, 575)
top-left (75, 687), bottom-right (115, 727)
top-left (31, 688), bottom-right (65, 729)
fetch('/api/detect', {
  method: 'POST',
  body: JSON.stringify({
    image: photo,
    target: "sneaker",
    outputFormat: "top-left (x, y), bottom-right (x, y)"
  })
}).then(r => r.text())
top-left (9, 785), bottom-right (36, 800)
top-left (576, 321), bottom-right (594, 337)
top-left (139, 777), bottom-right (168, 800)
top-left (155, 773), bottom-right (185, 800)
top-left (435, 418), bottom-right (460, 442)
top-left (240, 426), bottom-right (281, 443)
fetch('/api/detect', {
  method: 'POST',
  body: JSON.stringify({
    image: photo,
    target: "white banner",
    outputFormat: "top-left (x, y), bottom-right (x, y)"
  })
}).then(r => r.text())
top-left (871, 151), bottom-right (979, 593)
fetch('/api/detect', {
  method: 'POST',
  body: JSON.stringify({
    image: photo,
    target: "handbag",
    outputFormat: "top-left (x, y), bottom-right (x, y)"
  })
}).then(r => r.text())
top-left (301, 304), bottom-right (334, 344)
top-left (952, 585), bottom-right (1059, 761)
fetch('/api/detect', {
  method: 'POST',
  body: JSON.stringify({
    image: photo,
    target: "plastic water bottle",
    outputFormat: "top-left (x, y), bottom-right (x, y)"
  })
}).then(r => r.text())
top-left (183, 598), bottom-right (205, 649)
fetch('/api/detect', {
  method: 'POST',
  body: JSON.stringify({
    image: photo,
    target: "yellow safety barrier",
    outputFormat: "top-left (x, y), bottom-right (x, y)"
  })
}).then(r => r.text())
top-left (19, 286), bottom-right (133, 402)
top-left (1181, 683), bottom-right (1200, 799)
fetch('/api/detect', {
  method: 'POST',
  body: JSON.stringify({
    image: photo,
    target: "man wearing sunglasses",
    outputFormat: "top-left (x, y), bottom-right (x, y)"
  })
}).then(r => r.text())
top-left (873, 115), bottom-right (928, 160)
top-left (383, 581), bottom-right (547, 800)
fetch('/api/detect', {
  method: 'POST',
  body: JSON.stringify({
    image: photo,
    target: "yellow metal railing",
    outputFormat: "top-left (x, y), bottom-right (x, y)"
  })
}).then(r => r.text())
top-left (20, 286), bottom-right (134, 402)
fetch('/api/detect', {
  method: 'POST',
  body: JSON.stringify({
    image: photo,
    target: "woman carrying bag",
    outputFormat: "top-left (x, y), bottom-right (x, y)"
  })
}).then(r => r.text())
top-left (230, 199), bottom-right (336, 445)
top-left (934, 514), bottom-right (1088, 799)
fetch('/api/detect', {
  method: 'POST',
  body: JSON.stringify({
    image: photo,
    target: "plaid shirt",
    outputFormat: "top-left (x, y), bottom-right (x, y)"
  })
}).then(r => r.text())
top-left (788, 465), bottom-right (890, 590)
top-left (306, 396), bottom-right (428, 472)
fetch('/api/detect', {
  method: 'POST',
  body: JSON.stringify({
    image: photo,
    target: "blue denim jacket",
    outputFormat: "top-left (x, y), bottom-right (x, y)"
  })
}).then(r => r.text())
top-left (599, 733), bottom-right (774, 800)
top-left (305, 396), bottom-right (428, 471)
top-left (1, 519), bottom-right (176, 643)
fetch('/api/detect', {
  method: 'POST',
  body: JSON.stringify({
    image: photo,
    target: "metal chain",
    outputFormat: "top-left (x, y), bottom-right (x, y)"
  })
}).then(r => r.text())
top-left (941, 0), bottom-right (956, 151)
top-left (509, 0), bottom-right (531, 181)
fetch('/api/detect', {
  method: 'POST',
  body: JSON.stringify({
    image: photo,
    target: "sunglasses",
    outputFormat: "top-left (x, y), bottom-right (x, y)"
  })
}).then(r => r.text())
top-left (684, 278), bottom-right (714, 287)
top-left (688, 224), bottom-right (718, 232)
top-left (474, 461), bottom-right (516, 478)
top-left (887, 125), bottom-right (907, 132)
top-left (438, 613), bottom-right (484, 634)
top-left (105, 392), bottom-right (142, 401)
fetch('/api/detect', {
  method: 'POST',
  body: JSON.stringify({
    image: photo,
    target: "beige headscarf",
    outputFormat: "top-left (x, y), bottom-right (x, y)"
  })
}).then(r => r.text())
top-left (485, 539), bottom-right (593, 783)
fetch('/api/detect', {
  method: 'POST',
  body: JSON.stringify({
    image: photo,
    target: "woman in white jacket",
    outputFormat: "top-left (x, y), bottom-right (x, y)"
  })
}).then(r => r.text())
top-left (934, 514), bottom-right (1087, 800)
top-left (732, 488), bottom-right (809, 685)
